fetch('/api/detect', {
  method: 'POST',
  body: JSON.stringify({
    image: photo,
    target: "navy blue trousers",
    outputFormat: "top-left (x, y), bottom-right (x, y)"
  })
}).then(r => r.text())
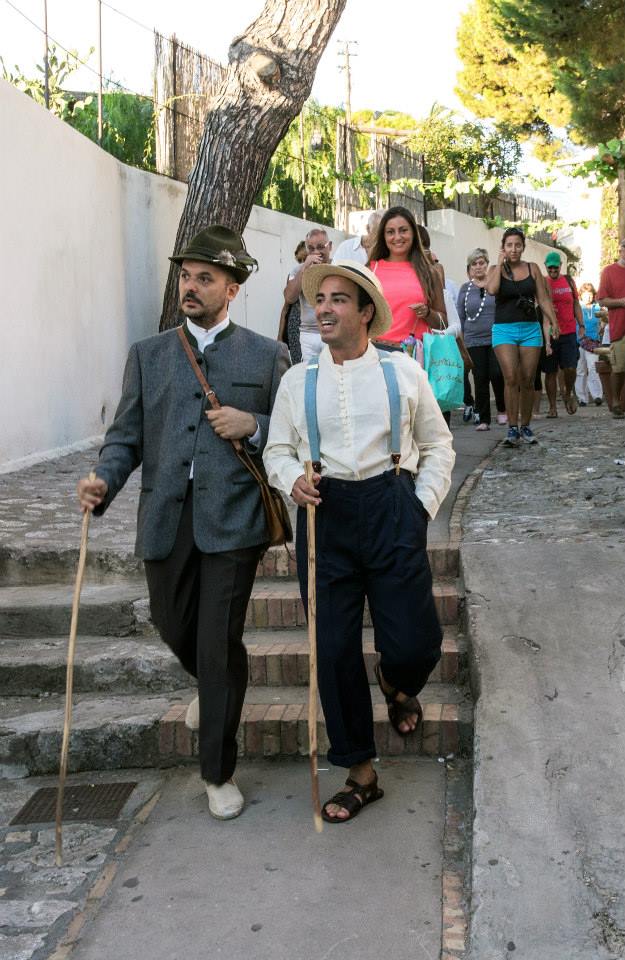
top-left (296, 470), bottom-right (442, 768)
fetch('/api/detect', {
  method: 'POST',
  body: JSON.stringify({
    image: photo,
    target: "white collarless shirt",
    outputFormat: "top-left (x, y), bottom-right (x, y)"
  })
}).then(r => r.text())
top-left (263, 342), bottom-right (454, 519)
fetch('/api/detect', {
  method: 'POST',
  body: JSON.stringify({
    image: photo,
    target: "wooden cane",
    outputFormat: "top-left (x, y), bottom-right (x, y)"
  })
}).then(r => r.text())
top-left (305, 461), bottom-right (323, 833)
top-left (55, 471), bottom-right (96, 866)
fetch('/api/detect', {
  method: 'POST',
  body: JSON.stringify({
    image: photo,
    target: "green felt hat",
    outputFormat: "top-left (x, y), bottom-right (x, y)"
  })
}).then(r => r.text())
top-left (170, 225), bottom-right (258, 283)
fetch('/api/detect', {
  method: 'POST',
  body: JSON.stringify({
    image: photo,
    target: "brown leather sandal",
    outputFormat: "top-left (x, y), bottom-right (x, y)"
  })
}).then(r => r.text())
top-left (321, 774), bottom-right (384, 824)
top-left (374, 663), bottom-right (423, 737)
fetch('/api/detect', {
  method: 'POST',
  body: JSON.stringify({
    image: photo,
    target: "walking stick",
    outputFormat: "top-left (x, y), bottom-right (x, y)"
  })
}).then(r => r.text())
top-left (55, 471), bottom-right (96, 866)
top-left (305, 461), bottom-right (323, 833)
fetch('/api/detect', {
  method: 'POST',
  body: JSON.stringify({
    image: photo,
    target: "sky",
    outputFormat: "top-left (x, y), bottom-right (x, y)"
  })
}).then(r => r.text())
top-left (0, 0), bottom-right (597, 231)
top-left (0, 0), bottom-right (469, 117)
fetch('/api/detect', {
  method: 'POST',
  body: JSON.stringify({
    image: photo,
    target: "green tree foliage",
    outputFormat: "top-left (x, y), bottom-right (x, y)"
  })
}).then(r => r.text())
top-left (68, 93), bottom-right (155, 170)
top-left (258, 100), bottom-right (523, 223)
top-left (1, 44), bottom-right (94, 121)
top-left (455, 0), bottom-right (570, 159)
top-left (600, 183), bottom-right (619, 269)
top-left (1, 44), bottom-right (154, 169)
top-left (257, 101), bottom-right (343, 224)
top-left (494, 0), bottom-right (625, 144)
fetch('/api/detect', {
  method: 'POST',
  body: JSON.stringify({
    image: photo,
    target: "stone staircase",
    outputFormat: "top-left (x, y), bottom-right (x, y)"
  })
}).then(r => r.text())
top-left (0, 542), bottom-right (471, 778)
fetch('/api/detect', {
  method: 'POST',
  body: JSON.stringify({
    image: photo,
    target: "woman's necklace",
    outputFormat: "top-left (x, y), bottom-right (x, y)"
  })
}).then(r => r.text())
top-left (465, 280), bottom-right (487, 322)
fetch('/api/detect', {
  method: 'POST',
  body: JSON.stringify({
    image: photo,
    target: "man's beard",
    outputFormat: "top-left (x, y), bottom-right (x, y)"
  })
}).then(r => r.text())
top-left (180, 295), bottom-right (228, 327)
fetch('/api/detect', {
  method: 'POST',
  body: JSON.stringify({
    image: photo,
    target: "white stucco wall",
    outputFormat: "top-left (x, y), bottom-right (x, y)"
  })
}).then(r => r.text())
top-left (1, 76), bottom-right (559, 470)
top-left (0, 80), bottom-right (344, 469)
top-left (426, 209), bottom-right (563, 289)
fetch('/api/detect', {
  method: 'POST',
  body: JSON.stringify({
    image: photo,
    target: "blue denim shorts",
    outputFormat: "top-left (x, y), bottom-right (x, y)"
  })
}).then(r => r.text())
top-left (492, 322), bottom-right (543, 348)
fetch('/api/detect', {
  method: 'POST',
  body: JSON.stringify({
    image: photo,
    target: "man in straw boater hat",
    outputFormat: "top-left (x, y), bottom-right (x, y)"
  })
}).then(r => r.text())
top-left (77, 225), bottom-right (289, 820)
top-left (263, 261), bottom-right (455, 822)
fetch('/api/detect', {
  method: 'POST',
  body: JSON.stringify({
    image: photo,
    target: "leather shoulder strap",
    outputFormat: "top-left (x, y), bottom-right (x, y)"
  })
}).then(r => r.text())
top-left (176, 325), bottom-right (243, 453)
top-left (176, 326), bottom-right (221, 411)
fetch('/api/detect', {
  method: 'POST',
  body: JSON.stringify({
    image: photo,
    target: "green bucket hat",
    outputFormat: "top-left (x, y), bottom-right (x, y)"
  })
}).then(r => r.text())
top-left (170, 225), bottom-right (258, 283)
top-left (544, 250), bottom-right (562, 268)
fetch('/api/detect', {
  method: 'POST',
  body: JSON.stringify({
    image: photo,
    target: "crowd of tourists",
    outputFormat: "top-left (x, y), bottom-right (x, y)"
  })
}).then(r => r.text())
top-left (281, 215), bottom-right (625, 441)
top-left (76, 214), bottom-right (624, 826)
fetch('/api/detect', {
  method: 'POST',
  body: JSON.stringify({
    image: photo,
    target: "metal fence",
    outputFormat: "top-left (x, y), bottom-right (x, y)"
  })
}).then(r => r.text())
top-left (154, 32), bottom-right (226, 182)
top-left (335, 122), bottom-right (558, 236)
top-left (335, 120), bottom-right (425, 230)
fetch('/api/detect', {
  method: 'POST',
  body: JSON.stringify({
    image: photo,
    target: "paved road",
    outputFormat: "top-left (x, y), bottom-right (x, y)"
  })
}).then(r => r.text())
top-left (463, 406), bottom-right (625, 960)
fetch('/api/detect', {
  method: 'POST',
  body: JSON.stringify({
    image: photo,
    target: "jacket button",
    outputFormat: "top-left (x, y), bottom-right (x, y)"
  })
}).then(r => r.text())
top-left (176, 495), bottom-right (184, 502)
top-left (182, 459), bottom-right (190, 467)
top-left (195, 391), bottom-right (202, 399)
top-left (188, 425), bottom-right (196, 432)
top-left (196, 357), bottom-right (203, 365)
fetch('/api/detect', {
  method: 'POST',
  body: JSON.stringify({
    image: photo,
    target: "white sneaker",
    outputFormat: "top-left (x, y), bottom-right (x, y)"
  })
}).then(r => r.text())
top-left (205, 780), bottom-right (244, 820)
top-left (185, 695), bottom-right (199, 731)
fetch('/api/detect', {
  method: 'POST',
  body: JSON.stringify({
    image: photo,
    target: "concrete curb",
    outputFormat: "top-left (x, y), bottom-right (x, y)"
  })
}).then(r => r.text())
top-left (440, 438), bottom-right (502, 960)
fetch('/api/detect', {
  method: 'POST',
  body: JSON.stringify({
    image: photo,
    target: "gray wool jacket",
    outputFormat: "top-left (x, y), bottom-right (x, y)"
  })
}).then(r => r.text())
top-left (94, 322), bottom-right (290, 559)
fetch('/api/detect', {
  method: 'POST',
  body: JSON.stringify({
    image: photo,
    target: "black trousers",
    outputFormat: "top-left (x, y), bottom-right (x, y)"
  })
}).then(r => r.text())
top-left (296, 470), bottom-right (442, 768)
top-left (144, 485), bottom-right (263, 784)
top-left (467, 345), bottom-right (505, 424)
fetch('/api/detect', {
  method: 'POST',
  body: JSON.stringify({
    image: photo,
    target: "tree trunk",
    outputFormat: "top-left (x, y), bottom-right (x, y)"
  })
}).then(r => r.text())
top-left (159, 0), bottom-right (347, 330)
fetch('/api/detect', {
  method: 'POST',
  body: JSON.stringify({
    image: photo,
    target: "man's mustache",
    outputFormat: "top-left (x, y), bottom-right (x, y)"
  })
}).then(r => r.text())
top-left (183, 295), bottom-right (201, 304)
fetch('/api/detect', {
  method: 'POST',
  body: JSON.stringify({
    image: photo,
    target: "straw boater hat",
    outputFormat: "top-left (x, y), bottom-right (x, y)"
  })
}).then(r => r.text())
top-left (301, 260), bottom-right (393, 339)
top-left (170, 225), bottom-right (258, 284)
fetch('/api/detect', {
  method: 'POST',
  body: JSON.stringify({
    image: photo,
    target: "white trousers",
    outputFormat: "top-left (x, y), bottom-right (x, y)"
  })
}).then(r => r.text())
top-left (299, 330), bottom-right (323, 363)
top-left (575, 349), bottom-right (602, 402)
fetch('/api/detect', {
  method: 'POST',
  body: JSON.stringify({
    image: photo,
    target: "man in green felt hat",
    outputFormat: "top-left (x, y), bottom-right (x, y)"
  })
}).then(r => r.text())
top-left (77, 225), bottom-right (289, 820)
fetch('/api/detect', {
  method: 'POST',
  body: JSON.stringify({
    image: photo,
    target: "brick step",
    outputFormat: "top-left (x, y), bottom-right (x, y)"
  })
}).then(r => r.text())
top-left (0, 573), bottom-right (461, 639)
top-left (0, 691), bottom-right (178, 778)
top-left (0, 627), bottom-right (465, 697)
top-left (0, 682), bottom-right (471, 778)
top-left (0, 546), bottom-right (142, 587)
top-left (256, 542), bottom-right (459, 581)
top-left (245, 626), bottom-right (466, 686)
top-left (246, 578), bottom-right (461, 629)
top-left (0, 636), bottom-right (190, 696)
top-left (0, 542), bottom-right (458, 586)
top-left (162, 684), bottom-right (473, 764)
top-left (0, 579), bottom-right (151, 639)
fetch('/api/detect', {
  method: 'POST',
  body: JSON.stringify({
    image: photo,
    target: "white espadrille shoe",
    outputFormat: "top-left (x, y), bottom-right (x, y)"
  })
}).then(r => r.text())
top-left (185, 695), bottom-right (200, 731)
top-left (205, 780), bottom-right (244, 820)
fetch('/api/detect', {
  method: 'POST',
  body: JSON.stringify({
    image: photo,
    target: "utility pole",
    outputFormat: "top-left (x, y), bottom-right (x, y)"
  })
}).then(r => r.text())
top-left (97, 0), bottom-right (103, 145)
top-left (43, 0), bottom-right (49, 109)
top-left (337, 40), bottom-right (357, 126)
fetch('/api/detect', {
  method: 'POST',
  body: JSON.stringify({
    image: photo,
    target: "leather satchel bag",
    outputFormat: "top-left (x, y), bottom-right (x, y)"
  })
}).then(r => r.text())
top-left (176, 327), bottom-right (292, 547)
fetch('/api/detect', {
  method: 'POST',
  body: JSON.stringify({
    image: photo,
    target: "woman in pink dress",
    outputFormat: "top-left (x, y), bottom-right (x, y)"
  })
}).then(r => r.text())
top-left (367, 205), bottom-right (447, 350)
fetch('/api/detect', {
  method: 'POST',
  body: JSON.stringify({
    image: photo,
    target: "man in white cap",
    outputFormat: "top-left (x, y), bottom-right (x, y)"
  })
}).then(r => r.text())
top-left (264, 261), bottom-right (455, 823)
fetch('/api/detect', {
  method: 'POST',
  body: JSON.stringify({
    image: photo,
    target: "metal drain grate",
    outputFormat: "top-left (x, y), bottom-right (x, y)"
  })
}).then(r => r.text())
top-left (10, 781), bottom-right (138, 825)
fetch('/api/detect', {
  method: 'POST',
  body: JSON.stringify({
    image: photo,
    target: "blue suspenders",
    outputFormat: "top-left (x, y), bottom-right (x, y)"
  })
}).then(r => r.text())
top-left (304, 350), bottom-right (402, 476)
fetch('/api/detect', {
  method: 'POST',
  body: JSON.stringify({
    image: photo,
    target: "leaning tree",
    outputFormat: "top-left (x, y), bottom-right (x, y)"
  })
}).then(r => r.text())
top-left (159, 0), bottom-right (347, 330)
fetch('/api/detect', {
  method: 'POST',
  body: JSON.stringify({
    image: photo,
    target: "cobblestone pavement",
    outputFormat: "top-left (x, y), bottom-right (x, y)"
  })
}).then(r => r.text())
top-left (0, 772), bottom-right (161, 960)
top-left (0, 449), bottom-right (139, 559)
top-left (463, 405), bottom-right (625, 545)
top-left (0, 404), bottom-right (621, 958)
